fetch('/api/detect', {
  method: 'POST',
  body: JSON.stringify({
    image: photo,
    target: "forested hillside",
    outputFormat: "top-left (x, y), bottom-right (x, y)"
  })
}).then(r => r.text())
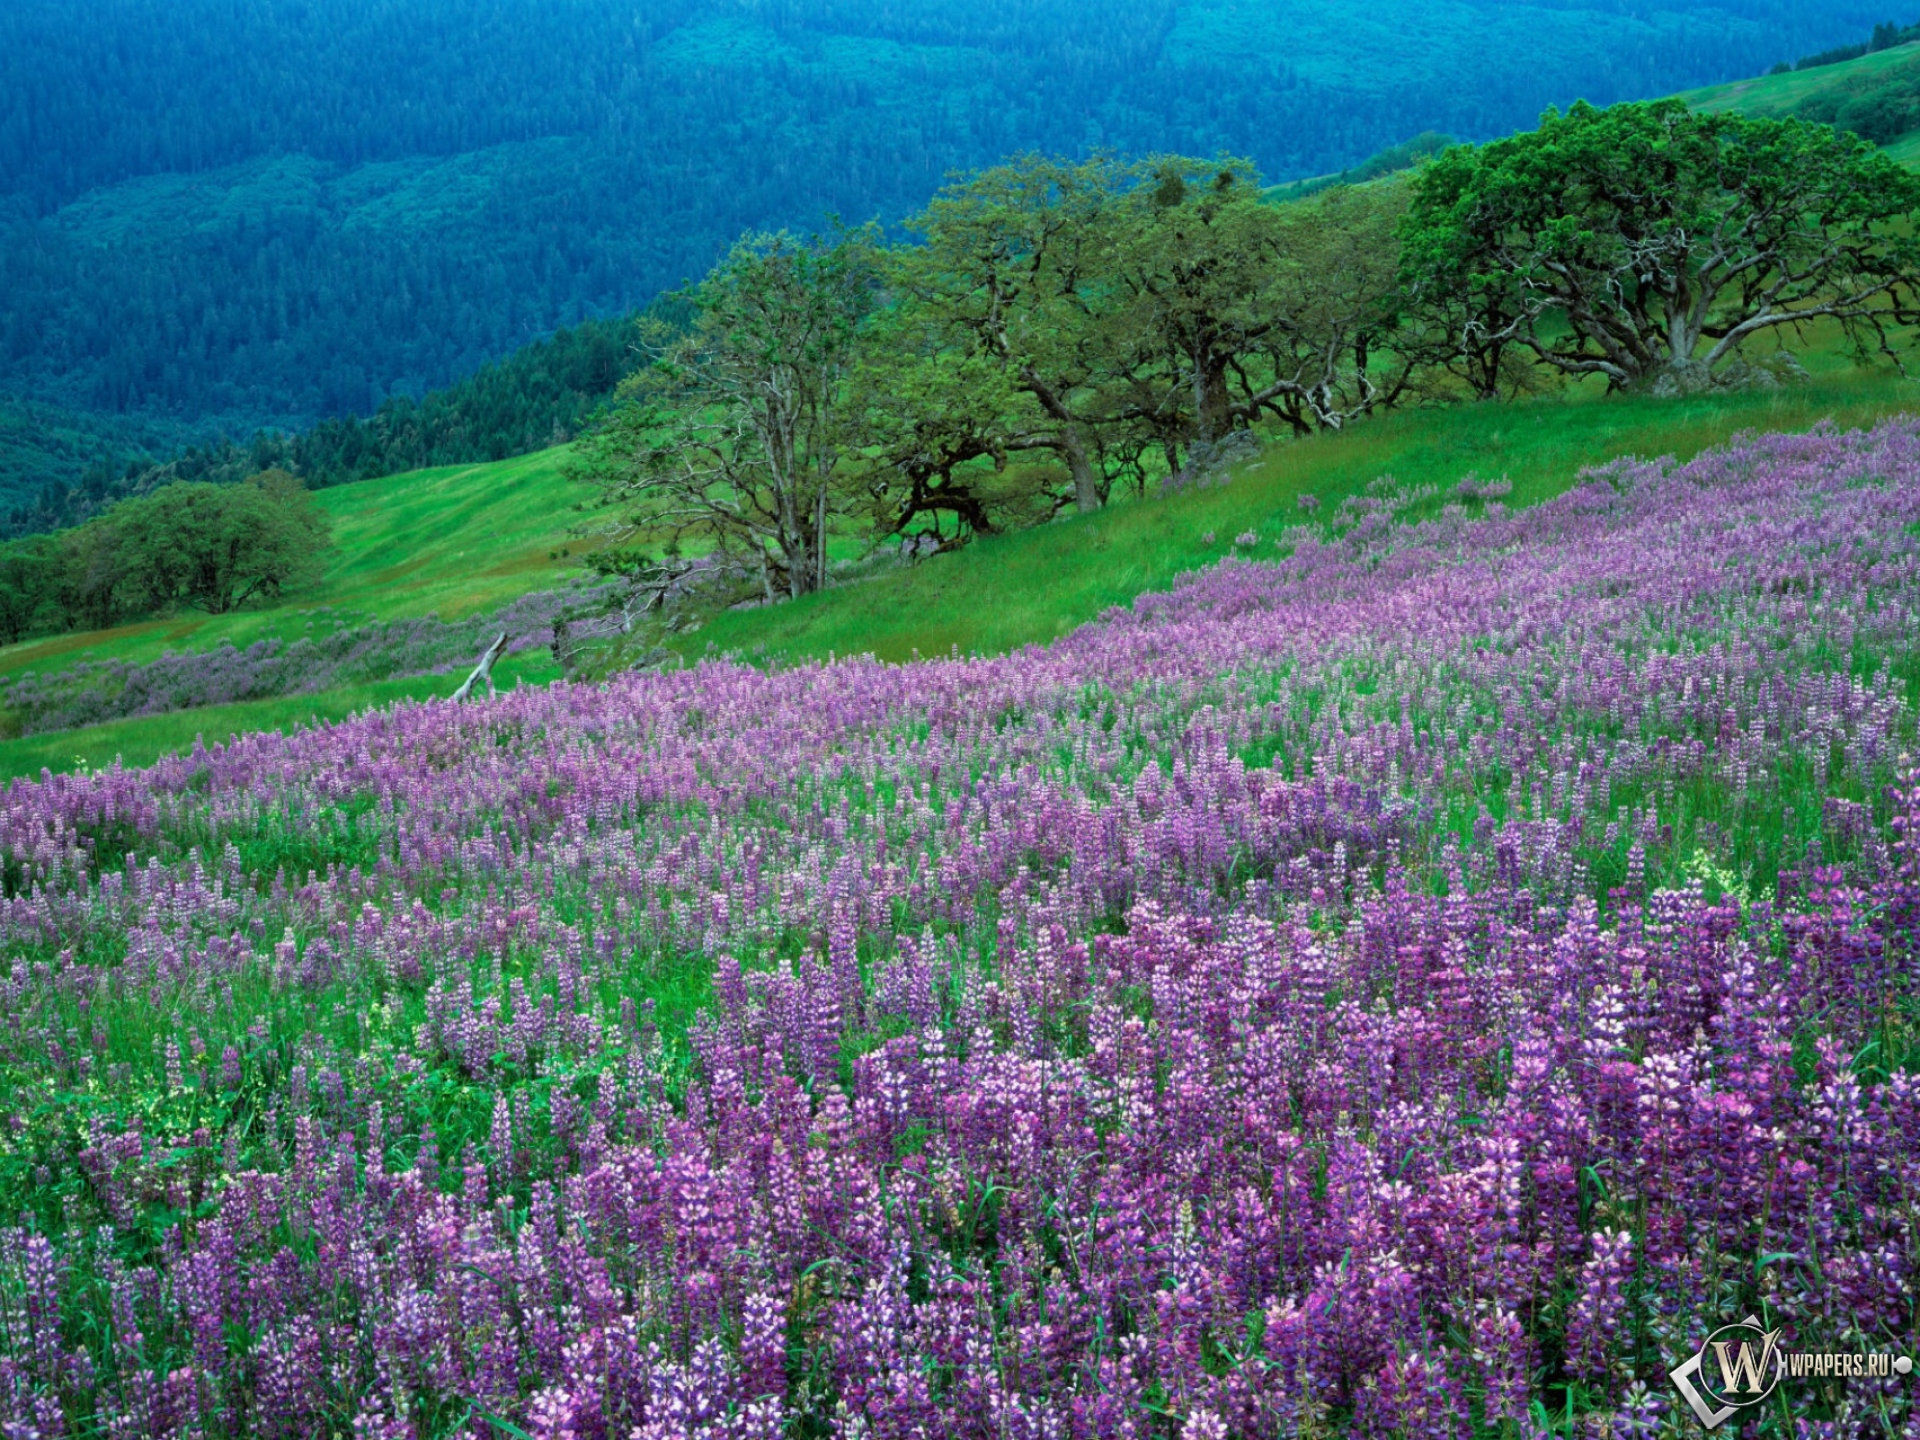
top-left (2, 310), bottom-right (651, 536)
top-left (0, 0), bottom-right (1890, 504)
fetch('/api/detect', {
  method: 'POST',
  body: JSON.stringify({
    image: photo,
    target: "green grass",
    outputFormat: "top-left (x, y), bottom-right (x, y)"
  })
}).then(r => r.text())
top-left (11, 365), bottom-right (1919, 780)
top-left (8, 229), bottom-right (1920, 786)
top-left (0, 652), bottom-right (561, 781)
top-left (1683, 41), bottom-right (1920, 118)
top-left (0, 445), bottom-right (603, 682)
top-left (683, 367), bottom-right (1920, 667)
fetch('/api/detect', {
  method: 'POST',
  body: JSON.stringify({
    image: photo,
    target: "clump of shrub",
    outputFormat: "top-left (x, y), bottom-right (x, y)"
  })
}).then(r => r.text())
top-left (0, 468), bottom-right (334, 644)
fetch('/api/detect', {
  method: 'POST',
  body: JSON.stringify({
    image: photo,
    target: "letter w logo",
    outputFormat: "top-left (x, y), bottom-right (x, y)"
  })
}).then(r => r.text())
top-left (1713, 1331), bottom-right (1781, 1395)
top-left (1673, 1318), bottom-right (1784, 1429)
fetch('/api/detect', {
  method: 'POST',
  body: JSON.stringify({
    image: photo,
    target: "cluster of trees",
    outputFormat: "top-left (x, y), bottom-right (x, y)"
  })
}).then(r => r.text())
top-left (582, 100), bottom-right (1920, 607)
top-left (0, 0), bottom-right (1881, 503)
top-left (1753, 12), bottom-right (1920, 149)
top-left (0, 470), bottom-right (331, 644)
top-left (1777, 53), bottom-right (1920, 146)
top-left (583, 157), bottom-right (1419, 602)
top-left (4, 312), bottom-right (651, 538)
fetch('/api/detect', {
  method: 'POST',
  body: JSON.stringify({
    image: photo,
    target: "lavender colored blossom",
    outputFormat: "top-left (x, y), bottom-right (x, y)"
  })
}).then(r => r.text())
top-left (0, 419), bottom-right (1915, 1436)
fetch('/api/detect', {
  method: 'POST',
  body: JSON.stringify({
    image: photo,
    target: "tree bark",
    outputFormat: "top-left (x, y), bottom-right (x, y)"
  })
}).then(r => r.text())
top-left (1020, 365), bottom-right (1103, 513)
top-left (1059, 425), bottom-right (1102, 514)
top-left (450, 632), bottom-right (508, 703)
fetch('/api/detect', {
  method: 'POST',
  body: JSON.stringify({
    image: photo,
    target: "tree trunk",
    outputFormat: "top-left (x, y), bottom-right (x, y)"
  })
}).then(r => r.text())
top-left (815, 483), bottom-right (829, 594)
top-left (1060, 426), bottom-right (1101, 514)
top-left (1191, 352), bottom-right (1234, 447)
top-left (1021, 365), bottom-right (1103, 513)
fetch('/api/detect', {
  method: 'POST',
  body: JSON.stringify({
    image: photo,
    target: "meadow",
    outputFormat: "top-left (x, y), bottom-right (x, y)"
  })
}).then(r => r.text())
top-left (6, 363), bottom-right (1920, 782)
top-left (691, 365), bottom-right (1920, 666)
top-left (0, 414), bottom-right (1912, 1435)
top-left (0, 448), bottom-right (600, 777)
top-left (0, 446), bottom-right (600, 676)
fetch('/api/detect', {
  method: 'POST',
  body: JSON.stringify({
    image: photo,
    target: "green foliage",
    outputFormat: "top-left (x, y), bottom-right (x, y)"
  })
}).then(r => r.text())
top-left (104, 470), bottom-right (332, 616)
top-left (845, 336), bottom-right (1063, 547)
top-left (0, 470), bottom-right (333, 642)
top-left (1, 0), bottom-right (1868, 508)
top-left (616, 151), bottom-right (1413, 563)
top-left (1402, 100), bottom-right (1920, 393)
top-left (0, 534), bottom-right (61, 645)
top-left (892, 155), bottom-right (1134, 515)
top-left (685, 368), bottom-right (1920, 669)
top-left (578, 230), bottom-right (882, 601)
top-left (1109, 168), bottom-right (1412, 440)
top-left (1794, 55), bottom-right (1920, 143)
top-left (10, 311), bottom-right (653, 539)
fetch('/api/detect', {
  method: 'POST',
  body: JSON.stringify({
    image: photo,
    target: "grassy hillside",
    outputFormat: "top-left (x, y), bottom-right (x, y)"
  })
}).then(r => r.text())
top-left (11, 65), bottom-right (1920, 781)
top-left (0, 444), bottom-right (605, 777)
top-left (1686, 41), bottom-right (1920, 111)
top-left (10, 362), bottom-right (1914, 783)
top-left (0, 445), bottom-right (601, 684)
top-left (1686, 40), bottom-right (1920, 164)
top-left (683, 367), bottom-right (1920, 667)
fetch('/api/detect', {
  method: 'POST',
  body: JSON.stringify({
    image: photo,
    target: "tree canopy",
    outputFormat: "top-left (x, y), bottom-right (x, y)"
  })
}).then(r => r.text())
top-left (17, 98), bottom-right (1920, 654)
top-left (0, 1), bottom-right (1882, 509)
top-left (0, 468), bottom-right (333, 639)
top-left (568, 107), bottom-right (1920, 634)
top-left (580, 230), bottom-right (881, 603)
top-left (1402, 99), bottom-right (1920, 392)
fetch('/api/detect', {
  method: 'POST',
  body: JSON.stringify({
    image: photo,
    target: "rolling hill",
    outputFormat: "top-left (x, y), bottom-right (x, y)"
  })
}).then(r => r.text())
top-left (0, 447), bottom-right (604, 776)
top-left (1684, 37), bottom-right (1920, 165)
top-left (6, 356), bottom-right (1918, 780)
top-left (11, 39), bottom-right (1920, 779)
top-left (0, 1), bottom-right (1890, 505)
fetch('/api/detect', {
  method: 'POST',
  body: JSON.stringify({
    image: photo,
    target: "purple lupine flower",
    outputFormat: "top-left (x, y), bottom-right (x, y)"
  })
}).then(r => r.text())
top-left (0, 417), bottom-right (1914, 1435)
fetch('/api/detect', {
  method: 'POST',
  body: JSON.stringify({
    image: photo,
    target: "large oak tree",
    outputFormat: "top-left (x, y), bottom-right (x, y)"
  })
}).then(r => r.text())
top-left (1402, 99), bottom-right (1920, 393)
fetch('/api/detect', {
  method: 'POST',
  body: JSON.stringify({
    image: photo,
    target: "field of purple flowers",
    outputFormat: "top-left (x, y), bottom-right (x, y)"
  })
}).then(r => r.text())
top-left (0, 419), bottom-right (1916, 1438)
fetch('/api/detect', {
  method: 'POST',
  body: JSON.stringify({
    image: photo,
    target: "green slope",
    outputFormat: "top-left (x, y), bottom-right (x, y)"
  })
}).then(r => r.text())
top-left (13, 60), bottom-right (1920, 777)
top-left (0, 445), bottom-right (603, 683)
top-left (7, 362), bottom-right (1920, 782)
top-left (1685, 41), bottom-right (1920, 166)
top-left (1684, 42), bottom-right (1920, 117)
top-left (683, 368), bottom-right (1920, 667)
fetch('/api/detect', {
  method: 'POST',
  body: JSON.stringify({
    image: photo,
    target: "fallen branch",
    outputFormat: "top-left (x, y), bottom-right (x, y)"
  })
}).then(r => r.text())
top-left (449, 632), bottom-right (509, 703)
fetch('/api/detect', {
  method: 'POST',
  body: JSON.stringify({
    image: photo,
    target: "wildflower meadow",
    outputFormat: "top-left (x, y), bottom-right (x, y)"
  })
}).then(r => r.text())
top-left (0, 419), bottom-right (1917, 1437)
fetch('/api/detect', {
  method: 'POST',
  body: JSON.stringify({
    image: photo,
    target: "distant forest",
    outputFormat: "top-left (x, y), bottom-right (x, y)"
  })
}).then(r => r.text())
top-left (2, 312), bottom-right (654, 536)
top-left (0, 0), bottom-right (1891, 507)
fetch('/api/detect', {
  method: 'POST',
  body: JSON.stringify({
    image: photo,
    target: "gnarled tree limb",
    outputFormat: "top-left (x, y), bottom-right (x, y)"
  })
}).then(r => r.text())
top-left (450, 632), bottom-right (509, 703)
